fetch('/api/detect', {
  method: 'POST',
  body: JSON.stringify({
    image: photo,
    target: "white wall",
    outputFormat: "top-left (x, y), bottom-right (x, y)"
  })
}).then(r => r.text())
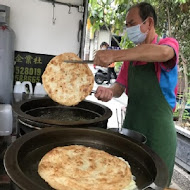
top-left (0, 0), bottom-right (83, 55)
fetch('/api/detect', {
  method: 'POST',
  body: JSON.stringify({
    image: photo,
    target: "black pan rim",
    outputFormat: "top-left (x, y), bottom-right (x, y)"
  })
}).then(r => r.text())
top-left (13, 98), bottom-right (112, 126)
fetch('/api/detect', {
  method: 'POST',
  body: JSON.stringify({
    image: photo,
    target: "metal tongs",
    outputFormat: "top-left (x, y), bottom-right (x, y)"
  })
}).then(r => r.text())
top-left (90, 90), bottom-right (96, 95)
top-left (64, 60), bottom-right (94, 64)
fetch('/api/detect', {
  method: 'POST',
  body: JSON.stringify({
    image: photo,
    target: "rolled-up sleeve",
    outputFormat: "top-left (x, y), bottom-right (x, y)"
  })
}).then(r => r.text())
top-left (159, 37), bottom-right (179, 71)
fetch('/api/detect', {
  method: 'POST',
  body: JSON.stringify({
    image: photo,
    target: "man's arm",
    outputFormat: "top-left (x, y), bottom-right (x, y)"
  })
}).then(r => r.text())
top-left (114, 44), bottom-right (175, 62)
top-left (94, 44), bottom-right (175, 67)
top-left (95, 83), bottom-right (125, 102)
top-left (111, 82), bottom-right (125, 98)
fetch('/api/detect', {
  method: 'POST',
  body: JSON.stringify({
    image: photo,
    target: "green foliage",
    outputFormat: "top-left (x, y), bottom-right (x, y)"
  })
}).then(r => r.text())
top-left (120, 32), bottom-right (134, 49)
top-left (173, 104), bottom-right (190, 121)
top-left (175, 0), bottom-right (188, 3)
top-left (173, 88), bottom-right (190, 121)
top-left (115, 61), bottom-right (122, 72)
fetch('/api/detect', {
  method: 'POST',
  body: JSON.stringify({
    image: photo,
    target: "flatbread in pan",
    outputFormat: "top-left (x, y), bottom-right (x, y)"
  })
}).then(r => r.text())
top-left (42, 53), bottom-right (94, 106)
top-left (38, 145), bottom-right (137, 190)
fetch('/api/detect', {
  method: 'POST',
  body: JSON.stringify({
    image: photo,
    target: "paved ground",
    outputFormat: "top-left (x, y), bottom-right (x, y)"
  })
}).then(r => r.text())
top-left (172, 164), bottom-right (190, 190)
top-left (87, 65), bottom-right (190, 190)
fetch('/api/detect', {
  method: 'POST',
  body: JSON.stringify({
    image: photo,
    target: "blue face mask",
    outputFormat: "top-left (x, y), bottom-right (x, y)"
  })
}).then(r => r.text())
top-left (126, 19), bottom-right (148, 44)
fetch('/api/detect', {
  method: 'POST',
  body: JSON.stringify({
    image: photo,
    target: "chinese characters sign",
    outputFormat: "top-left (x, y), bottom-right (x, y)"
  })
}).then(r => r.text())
top-left (14, 51), bottom-right (54, 86)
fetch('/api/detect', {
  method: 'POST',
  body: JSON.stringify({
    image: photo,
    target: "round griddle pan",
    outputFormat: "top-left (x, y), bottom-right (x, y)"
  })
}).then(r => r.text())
top-left (4, 127), bottom-right (168, 190)
top-left (13, 97), bottom-right (112, 127)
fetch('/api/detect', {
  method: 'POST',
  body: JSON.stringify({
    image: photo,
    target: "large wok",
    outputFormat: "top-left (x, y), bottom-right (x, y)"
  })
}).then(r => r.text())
top-left (13, 97), bottom-right (112, 130)
top-left (4, 127), bottom-right (168, 190)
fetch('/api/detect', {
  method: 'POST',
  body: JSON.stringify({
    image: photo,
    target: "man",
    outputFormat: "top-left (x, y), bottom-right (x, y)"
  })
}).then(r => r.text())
top-left (106, 62), bottom-right (117, 85)
top-left (100, 41), bottom-right (109, 50)
top-left (94, 2), bottom-right (179, 186)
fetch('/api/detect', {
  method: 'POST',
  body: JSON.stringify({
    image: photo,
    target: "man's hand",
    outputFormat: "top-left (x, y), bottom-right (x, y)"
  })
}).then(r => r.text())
top-left (94, 50), bottom-right (115, 67)
top-left (95, 86), bottom-right (113, 102)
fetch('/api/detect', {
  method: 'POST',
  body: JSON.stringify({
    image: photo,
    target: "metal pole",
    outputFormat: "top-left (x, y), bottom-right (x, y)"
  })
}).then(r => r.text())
top-left (80, 0), bottom-right (88, 58)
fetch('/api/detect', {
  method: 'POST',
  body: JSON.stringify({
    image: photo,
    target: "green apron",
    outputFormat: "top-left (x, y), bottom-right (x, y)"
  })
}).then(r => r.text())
top-left (123, 62), bottom-right (177, 185)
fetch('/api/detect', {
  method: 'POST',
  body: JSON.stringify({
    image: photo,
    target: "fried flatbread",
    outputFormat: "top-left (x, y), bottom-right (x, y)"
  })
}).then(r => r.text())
top-left (38, 145), bottom-right (134, 190)
top-left (42, 53), bottom-right (94, 106)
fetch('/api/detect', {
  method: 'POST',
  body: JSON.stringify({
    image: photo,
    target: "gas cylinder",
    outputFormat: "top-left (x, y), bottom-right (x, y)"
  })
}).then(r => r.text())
top-left (0, 5), bottom-right (15, 104)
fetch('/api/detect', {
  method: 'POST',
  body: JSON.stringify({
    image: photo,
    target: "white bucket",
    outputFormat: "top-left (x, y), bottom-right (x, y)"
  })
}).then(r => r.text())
top-left (34, 82), bottom-right (47, 96)
top-left (13, 81), bottom-right (33, 102)
top-left (13, 81), bottom-right (33, 94)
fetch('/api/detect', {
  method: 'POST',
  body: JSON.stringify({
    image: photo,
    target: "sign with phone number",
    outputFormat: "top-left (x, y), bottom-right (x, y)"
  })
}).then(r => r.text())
top-left (14, 51), bottom-right (54, 86)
